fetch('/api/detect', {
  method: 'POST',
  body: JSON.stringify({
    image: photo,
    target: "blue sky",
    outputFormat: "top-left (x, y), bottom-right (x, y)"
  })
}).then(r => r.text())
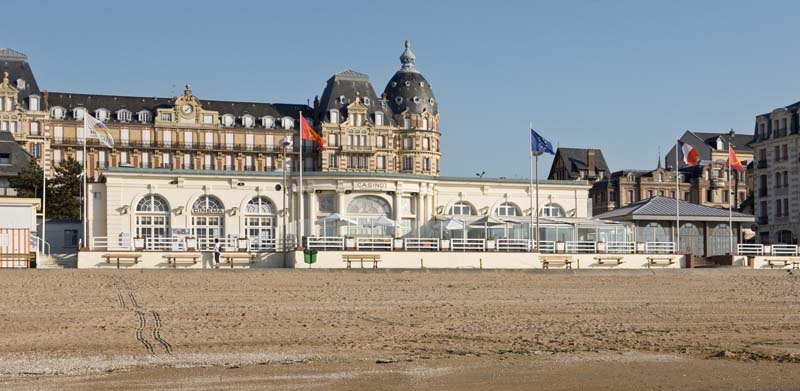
top-left (9, 0), bottom-right (800, 178)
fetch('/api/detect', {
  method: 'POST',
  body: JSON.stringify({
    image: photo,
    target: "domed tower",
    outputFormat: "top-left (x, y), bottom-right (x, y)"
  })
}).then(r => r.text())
top-left (383, 40), bottom-right (441, 176)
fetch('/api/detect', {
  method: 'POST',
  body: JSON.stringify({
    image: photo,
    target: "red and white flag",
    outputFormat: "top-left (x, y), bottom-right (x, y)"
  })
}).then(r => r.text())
top-left (677, 140), bottom-right (698, 167)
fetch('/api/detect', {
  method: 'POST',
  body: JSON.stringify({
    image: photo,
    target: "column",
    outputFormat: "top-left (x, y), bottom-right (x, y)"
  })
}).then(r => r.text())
top-left (308, 190), bottom-right (317, 237)
top-left (336, 191), bottom-right (346, 236)
top-left (416, 191), bottom-right (423, 234)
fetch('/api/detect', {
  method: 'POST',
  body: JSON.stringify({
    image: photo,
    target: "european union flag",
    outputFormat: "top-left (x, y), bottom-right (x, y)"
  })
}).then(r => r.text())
top-left (531, 129), bottom-right (554, 155)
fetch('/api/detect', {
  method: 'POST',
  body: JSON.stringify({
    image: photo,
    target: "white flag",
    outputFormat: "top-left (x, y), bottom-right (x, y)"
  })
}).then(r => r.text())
top-left (83, 112), bottom-right (114, 148)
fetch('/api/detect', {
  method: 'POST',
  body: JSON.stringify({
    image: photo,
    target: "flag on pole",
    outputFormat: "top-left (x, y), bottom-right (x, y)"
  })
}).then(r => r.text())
top-left (677, 140), bottom-right (698, 167)
top-left (84, 112), bottom-right (114, 148)
top-left (531, 129), bottom-right (554, 155)
top-left (300, 115), bottom-right (325, 151)
top-left (726, 145), bottom-right (744, 172)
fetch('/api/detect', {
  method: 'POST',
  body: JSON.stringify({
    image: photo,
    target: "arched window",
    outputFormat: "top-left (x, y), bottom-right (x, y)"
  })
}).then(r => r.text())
top-left (539, 203), bottom-right (564, 217)
top-left (28, 95), bottom-right (40, 111)
top-left (73, 107), bottom-right (85, 120)
top-left (117, 109), bottom-right (132, 123)
top-left (345, 195), bottom-right (393, 237)
top-left (281, 117), bottom-right (294, 130)
top-left (95, 108), bottom-right (110, 122)
top-left (135, 195), bottom-right (171, 247)
top-left (50, 106), bottom-right (65, 120)
top-left (244, 196), bottom-right (276, 249)
top-left (137, 110), bottom-right (152, 123)
top-left (329, 109), bottom-right (339, 124)
top-left (495, 202), bottom-right (521, 216)
top-left (374, 111), bottom-right (383, 126)
top-left (261, 116), bottom-right (275, 128)
top-left (242, 115), bottom-right (255, 128)
top-left (191, 196), bottom-right (225, 248)
top-left (221, 114), bottom-right (235, 127)
top-left (448, 201), bottom-right (476, 216)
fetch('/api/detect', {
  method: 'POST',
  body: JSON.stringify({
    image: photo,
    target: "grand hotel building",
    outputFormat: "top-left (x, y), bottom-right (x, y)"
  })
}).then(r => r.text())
top-left (1, 44), bottom-right (589, 249)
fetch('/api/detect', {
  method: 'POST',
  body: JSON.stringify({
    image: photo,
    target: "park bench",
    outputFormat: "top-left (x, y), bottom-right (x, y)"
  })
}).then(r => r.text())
top-left (163, 253), bottom-right (201, 268)
top-left (594, 255), bottom-right (624, 266)
top-left (342, 254), bottom-right (381, 269)
top-left (765, 258), bottom-right (800, 269)
top-left (102, 253), bottom-right (142, 268)
top-left (541, 255), bottom-right (575, 269)
top-left (646, 256), bottom-right (675, 268)
top-left (221, 252), bottom-right (255, 268)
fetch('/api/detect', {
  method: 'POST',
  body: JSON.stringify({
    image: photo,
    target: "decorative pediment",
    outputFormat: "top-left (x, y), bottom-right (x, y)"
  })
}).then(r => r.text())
top-left (0, 72), bottom-right (18, 95)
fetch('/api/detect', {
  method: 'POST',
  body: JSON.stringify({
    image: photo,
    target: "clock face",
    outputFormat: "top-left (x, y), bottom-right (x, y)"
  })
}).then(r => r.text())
top-left (182, 104), bottom-right (193, 114)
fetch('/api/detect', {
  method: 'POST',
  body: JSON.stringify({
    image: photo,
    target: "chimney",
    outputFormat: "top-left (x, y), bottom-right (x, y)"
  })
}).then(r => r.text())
top-left (587, 149), bottom-right (596, 174)
top-left (313, 95), bottom-right (320, 125)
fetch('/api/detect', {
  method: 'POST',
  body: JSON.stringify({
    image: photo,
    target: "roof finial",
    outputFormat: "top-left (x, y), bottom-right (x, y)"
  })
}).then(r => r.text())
top-left (400, 39), bottom-right (418, 72)
top-left (1, 72), bottom-right (7, 84)
top-left (184, 83), bottom-right (192, 97)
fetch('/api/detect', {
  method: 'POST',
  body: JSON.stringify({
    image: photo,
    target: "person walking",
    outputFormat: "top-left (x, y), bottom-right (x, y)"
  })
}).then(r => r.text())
top-left (213, 238), bottom-right (222, 269)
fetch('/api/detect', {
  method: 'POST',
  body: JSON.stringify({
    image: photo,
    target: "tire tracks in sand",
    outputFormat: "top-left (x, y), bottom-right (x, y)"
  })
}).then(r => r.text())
top-left (112, 276), bottom-right (173, 357)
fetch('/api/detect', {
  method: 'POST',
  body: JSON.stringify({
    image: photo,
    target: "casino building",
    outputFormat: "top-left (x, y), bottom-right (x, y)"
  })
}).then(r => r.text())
top-left (2, 42), bottom-right (592, 253)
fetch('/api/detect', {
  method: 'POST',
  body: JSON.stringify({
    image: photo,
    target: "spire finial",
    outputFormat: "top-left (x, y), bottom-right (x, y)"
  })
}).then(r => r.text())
top-left (399, 39), bottom-right (418, 72)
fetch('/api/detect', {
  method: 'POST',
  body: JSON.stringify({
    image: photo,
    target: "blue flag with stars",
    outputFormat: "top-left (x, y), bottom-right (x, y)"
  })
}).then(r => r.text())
top-left (531, 129), bottom-right (555, 155)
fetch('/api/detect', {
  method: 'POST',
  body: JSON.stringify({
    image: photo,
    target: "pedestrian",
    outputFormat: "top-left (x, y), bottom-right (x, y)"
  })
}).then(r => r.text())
top-left (213, 238), bottom-right (222, 268)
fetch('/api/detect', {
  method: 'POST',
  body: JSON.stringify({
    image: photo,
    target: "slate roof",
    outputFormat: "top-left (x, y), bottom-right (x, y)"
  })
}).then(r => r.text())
top-left (318, 70), bottom-right (383, 122)
top-left (549, 147), bottom-right (610, 180)
top-left (594, 196), bottom-right (754, 222)
top-left (666, 130), bottom-right (754, 169)
top-left (0, 131), bottom-right (32, 177)
top-left (46, 92), bottom-right (311, 127)
top-left (0, 48), bottom-right (41, 107)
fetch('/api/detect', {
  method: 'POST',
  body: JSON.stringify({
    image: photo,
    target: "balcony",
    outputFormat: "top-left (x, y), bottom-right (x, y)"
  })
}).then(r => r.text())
top-left (757, 160), bottom-right (768, 169)
top-left (95, 162), bottom-right (109, 169)
top-left (710, 178), bottom-right (727, 188)
top-left (242, 165), bottom-right (256, 171)
top-left (340, 145), bottom-right (374, 153)
top-left (757, 216), bottom-right (769, 225)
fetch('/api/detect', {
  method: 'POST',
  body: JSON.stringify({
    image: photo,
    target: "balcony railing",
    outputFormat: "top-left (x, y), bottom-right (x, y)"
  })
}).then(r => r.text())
top-left (757, 160), bottom-right (768, 169)
top-left (710, 178), bottom-right (727, 188)
top-left (53, 138), bottom-right (294, 154)
top-left (757, 216), bottom-right (768, 225)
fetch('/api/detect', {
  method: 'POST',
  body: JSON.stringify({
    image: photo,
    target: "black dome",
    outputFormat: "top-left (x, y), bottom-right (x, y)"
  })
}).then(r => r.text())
top-left (383, 41), bottom-right (438, 116)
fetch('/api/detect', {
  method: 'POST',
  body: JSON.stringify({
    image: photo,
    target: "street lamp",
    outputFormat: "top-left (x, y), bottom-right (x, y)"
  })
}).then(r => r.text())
top-left (279, 137), bottom-right (293, 255)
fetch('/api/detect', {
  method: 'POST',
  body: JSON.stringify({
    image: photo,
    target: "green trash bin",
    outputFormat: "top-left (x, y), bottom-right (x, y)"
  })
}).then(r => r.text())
top-left (303, 249), bottom-right (318, 265)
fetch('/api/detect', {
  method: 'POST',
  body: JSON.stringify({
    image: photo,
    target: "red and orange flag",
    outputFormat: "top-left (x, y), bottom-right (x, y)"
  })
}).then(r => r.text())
top-left (726, 146), bottom-right (744, 173)
top-left (300, 114), bottom-right (325, 151)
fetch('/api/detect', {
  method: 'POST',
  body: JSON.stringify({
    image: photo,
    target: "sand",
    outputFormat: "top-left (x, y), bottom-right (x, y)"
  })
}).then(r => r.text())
top-left (1, 268), bottom-right (799, 390)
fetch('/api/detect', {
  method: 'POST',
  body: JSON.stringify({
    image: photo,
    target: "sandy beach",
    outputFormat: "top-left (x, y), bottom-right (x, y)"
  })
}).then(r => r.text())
top-left (1, 268), bottom-right (799, 390)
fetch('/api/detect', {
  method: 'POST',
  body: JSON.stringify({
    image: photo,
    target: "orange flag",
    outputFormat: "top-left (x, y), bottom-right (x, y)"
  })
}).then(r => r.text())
top-left (726, 146), bottom-right (744, 173)
top-left (300, 114), bottom-right (325, 151)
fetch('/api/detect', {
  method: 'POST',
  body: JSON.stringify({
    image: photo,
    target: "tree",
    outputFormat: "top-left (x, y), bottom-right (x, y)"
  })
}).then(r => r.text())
top-left (9, 159), bottom-right (43, 198)
top-left (47, 158), bottom-right (82, 219)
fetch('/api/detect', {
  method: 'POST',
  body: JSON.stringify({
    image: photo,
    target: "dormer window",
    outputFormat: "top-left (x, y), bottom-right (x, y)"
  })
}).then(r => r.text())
top-left (221, 114), bottom-right (235, 127)
top-left (374, 111), bottom-right (383, 126)
top-left (627, 173), bottom-right (634, 182)
top-left (51, 106), bottom-right (65, 120)
top-left (137, 110), bottom-right (152, 123)
top-left (15, 78), bottom-right (25, 90)
top-left (242, 115), bottom-right (255, 128)
top-left (117, 109), bottom-right (132, 123)
top-left (261, 116), bottom-right (275, 128)
top-left (28, 95), bottom-right (40, 111)
top-left (362, 97), bottom-right (370, 105)
top-left (339, 95), bottom-right (347, 104)
top-left (95, 108), bottom-right (110, 122)
top-left (395, 96), bottom-right (403, 104)
top-left (715, 137), bottom-right (723, 150)
top-left (281, 117), bottom-right (294, 130)
top-left (329, 109), bottom-right (339, 124)
top-left (73, 107), bottom-right (85, 120)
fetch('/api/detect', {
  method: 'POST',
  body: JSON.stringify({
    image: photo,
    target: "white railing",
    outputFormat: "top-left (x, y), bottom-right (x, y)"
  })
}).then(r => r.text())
top-left (566, 240), bottom-right (597, 253)
top-left (645, 242), bottom-right (675, 254)
top-left (91, 236), bottom-right (108, 251)
top-left (737, 243), bottom-right (764, 256)
top-left (771, 244), bottom-right (799, 256)
top-left (404, 238), bottom-right (439, 251)
top-left (497, 238), bottom-right (530, 251)
top-left (249, 237), bottom-right (277, 252)
top-left (607, 241), bottom-right (636, 254)
top-left (306, 236), bottom-right (344, 251)
top-left (356, 237), bottom-right (393, 251)
top-left (451, 238), bottom-right (486, 251)
top-left (533, 240), bottom-right (557, 253)
top-left (31, 235), bottom-right (51, 255)
top-left (147, 236), bottom-right (186, 251)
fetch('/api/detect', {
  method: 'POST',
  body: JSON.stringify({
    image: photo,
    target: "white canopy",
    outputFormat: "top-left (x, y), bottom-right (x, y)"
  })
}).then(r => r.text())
top-left (315, 213), bottom-right (358, 225)
top-left (371, 216), bottom-right (398, 228)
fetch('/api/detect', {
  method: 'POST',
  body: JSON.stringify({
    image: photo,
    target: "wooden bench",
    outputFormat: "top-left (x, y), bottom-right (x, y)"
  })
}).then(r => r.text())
top-left (541, 255), bottom-right (575, 269)
top-left (342, 254), bottom-right (381, 269)
top-left (646, 256), bottom-right (675, 268)
top-left (102, 253), bottom-right (142, 268)
top-left (163, 253), bottom-right (201, 268)
top-left (765, 258), bottom-right (800, 269)
top-left (221, 252), bottom-right (255, 268)
top-left (594, 255), bottom-right (624, 265)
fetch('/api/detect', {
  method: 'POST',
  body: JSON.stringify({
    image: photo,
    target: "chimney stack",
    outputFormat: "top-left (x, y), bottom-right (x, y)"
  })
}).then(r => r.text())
top-left (587, 149), bottom-right (596, 174)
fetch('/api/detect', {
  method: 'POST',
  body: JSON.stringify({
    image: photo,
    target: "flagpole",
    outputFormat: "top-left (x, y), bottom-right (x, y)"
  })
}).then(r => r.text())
top-left (728, 155), bottom-right (733, 254)
top-left (42, 142), bottom-right (47, 252)
top-left (298, 111), bottom-right (304, 246)
top-left (535, 152), bottom-right (540, 252)
top-left (675, 140), bottom-right (680, 253)
top-left (529, 124), bottom-right (534, 249)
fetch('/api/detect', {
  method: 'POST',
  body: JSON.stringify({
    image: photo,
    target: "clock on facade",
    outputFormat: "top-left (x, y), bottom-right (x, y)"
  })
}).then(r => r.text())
top-left (182, 104), bottom-right (193, 114)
